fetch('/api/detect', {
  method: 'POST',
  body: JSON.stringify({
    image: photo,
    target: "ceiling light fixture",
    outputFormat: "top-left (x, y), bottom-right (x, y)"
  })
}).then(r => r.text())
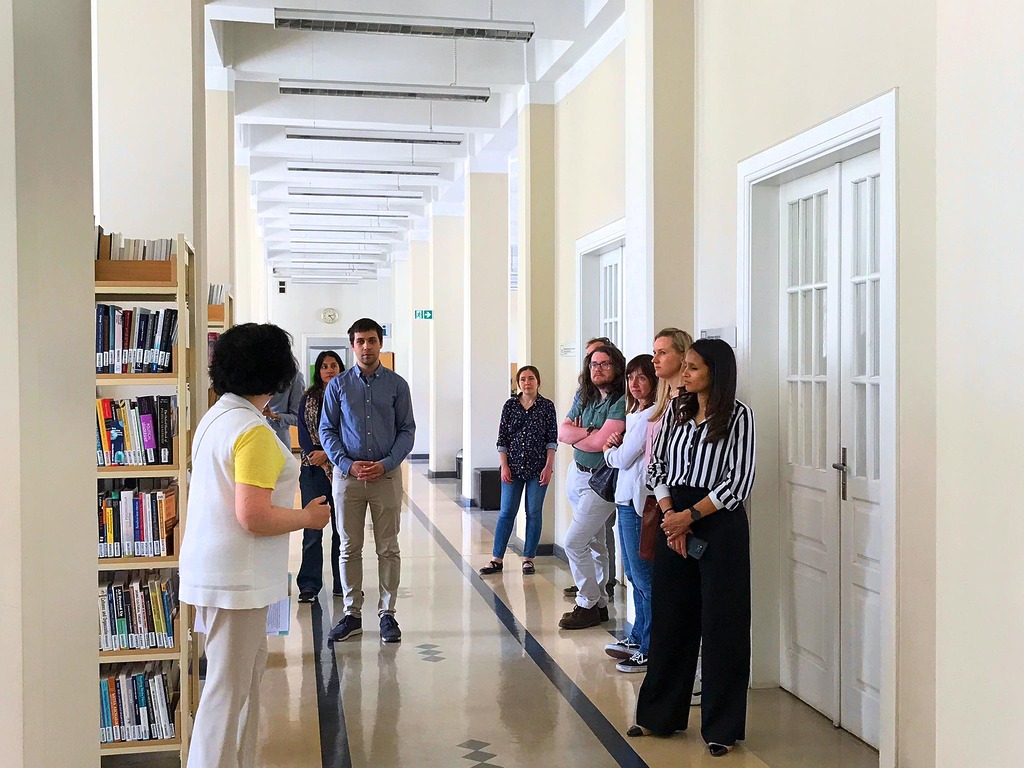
top-left (279, 78), bottom-right (490, 102)
top-left (287, 162), bottom-right (441, 177)
top-left (274, 9), bottom-right (534, 43)
top-left (288, 209), bottom-right (411, 219)
top-left (285, 128), bottom-right (464, 146)
top-left (288, 186), bottom-right (423, 200)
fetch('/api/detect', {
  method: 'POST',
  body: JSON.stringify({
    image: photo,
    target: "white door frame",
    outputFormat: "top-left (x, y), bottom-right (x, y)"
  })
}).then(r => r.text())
top-left (575, 217), bottom-right (626, 368)
top-left (736, 91), bottom-right (897, 765)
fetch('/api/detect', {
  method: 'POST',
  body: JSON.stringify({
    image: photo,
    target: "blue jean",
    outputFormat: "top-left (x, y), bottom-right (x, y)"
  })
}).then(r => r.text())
top-left (617, 502), bottom-right (652, 654)
top-left (492, 476), bottom-right (547, 559)
top-left (296, 464), bottom-right (342, 595)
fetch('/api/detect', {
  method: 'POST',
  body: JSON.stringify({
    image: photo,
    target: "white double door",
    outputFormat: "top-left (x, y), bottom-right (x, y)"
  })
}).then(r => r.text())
top-left (779, 151), bottom-right (883, 748)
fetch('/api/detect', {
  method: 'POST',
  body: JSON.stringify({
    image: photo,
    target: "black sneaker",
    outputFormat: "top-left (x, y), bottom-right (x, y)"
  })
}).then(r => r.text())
top-left (328, 614), bottom-right (362, 642)
top-left (616, 651), bottom-right (648, 673)
top-left (297, 589), bottom-right (317, 604)
top-left (604, 638), bottom-right (640, 660)
top-left (599, 605), bottom-right (609, 622)
top-left (563, 585), bottom-right (579, 596)
top-left (380, 614), bottom-right (402, 643)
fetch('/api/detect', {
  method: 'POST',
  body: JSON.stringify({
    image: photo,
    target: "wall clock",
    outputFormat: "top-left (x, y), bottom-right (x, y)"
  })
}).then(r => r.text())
top-left (320, 307), bottom-right (339, 324)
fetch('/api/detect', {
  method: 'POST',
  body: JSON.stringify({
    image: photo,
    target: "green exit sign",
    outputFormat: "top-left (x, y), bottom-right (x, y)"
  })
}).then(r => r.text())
top-left (414, 309), bottom-right (434, 320)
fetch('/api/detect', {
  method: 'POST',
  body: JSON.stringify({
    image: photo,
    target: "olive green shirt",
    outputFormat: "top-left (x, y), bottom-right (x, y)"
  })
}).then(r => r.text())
top-left (567, 393), bottom-right (626, 469)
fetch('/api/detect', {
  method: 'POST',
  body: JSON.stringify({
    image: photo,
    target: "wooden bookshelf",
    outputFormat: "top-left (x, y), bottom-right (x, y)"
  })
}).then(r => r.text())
top-left (95, 233), bottom-right (194, 763)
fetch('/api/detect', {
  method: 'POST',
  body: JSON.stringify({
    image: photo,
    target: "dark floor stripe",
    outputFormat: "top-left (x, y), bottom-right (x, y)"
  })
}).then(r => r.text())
top-left (404, 492), bottom-right (650, 768)
top-left (309, 598), bottom-right (352, 768)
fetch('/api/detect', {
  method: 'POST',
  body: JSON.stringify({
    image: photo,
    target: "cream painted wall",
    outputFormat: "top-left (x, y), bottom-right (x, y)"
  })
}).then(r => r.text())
top-left (392, 259), bottom-right (412, 383)
top-left (551, 46), bottom-right (627, 543)
top-left (408, 239), bottom-right (431, 455)
top-left (695, 2), bottom-right (937, 763)
top-left (1, 1), bottom-right (97, 764)
top-left (95, 0), bottom-right (194, 239)
top-left (428, 215), bottom-right (465, 474)
top-left (267, 280), bottom-right (392, 374)
top-left (935, 3), bottom-right (1024, 765)
top-left (205, 89), bottom-right (234, 288)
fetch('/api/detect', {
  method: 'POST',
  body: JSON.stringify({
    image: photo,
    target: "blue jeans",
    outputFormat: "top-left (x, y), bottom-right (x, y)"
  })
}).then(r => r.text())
top-left (296, 464), bottom-right (342, 595)
top-left (492, 476), bottom-right (547, 559)
top-left (617, 502), bottom-right (652, 654)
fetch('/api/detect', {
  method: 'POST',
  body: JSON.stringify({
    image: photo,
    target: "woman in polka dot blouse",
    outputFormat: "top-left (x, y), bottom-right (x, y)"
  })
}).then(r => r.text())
top-left (479, 366), bottom-right (558, 576)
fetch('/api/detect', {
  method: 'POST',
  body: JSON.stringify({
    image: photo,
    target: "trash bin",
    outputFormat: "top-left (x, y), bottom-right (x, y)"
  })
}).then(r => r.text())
top-left (473, 467), bottom-right (501, 510)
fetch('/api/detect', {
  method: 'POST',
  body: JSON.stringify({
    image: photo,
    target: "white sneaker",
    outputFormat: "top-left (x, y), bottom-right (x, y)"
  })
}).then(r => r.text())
top-left (604, 638), bottom-right (640, 660)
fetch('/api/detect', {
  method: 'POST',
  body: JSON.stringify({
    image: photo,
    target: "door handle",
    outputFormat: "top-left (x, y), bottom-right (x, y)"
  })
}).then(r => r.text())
top-left (832, 447), bottom-right (848, 501)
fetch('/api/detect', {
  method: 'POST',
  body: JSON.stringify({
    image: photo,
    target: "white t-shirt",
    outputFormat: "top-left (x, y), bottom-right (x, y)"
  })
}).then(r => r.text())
top-left (180, 393), bottom-right (300, 609)
top-left (604, 405), bottom-right (656, 513)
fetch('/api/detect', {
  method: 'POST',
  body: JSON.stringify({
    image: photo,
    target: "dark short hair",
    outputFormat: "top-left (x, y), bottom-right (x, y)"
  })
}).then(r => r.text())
top-left (624, 354), bottom-right (657, 413)
top-left (586, 336), bottom-right (613, 349)
top-left (347, 317), bottom-right (384, 346)
top-left (209, 323), bottom-right (298, 397)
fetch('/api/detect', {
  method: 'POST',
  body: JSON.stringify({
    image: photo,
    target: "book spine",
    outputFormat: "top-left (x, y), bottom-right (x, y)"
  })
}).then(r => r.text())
top-left (95, 304), bottom-right (105, 373)
top-left (107, 676), bottom-right (121, 742)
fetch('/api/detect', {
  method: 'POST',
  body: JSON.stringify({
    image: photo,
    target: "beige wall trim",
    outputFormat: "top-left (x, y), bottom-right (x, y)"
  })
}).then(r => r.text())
top-left (574, 217), bottom-right (626, 368)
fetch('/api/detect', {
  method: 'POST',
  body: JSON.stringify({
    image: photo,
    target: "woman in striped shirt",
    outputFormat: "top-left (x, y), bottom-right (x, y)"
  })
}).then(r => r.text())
top-left (628, 338), bottom-right (756, 758)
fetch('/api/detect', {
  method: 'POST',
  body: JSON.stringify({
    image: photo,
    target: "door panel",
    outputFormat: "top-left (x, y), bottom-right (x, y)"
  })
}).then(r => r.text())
top-left (778, 166), bottom-right (841, 721)
top-left (840, 150), bottom-right (882, 747)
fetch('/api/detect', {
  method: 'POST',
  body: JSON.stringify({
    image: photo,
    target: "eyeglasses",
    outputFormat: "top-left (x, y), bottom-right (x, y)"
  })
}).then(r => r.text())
top-left (589, 361), bottom-right (613, 371)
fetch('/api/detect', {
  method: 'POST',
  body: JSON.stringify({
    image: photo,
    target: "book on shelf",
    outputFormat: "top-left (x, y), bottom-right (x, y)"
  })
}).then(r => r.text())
top-left (95, 305), bottom-right (178, 374)
top-left (98, 570), bottom-right (178, 652)
top-left (99, 660), bottom-right (179, 744)
top-left (207, 283), bottom-right (227, 305)
top-left (94, 225), bottom-right (176, 262)
top-left (96, 396), bottom-right (177, 467)
top-left (97, 480), bottom-right (178, 559)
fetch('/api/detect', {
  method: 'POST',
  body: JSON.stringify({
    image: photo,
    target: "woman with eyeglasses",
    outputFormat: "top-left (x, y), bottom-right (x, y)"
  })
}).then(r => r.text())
top-left (628, 338), bottom-right (756, 758)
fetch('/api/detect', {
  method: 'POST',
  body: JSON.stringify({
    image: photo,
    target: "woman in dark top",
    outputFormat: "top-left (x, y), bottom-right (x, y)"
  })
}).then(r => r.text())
top-left (628, 338), bottom-right (756, 757)
top-left (479, 366), bottom-right (558, 576)
top-left (296, 350), bottom-right (346, 603)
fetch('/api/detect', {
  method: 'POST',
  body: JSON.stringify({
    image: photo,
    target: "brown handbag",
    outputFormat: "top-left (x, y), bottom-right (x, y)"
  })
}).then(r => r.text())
top-left (639, 495), bottom-right (661, 562)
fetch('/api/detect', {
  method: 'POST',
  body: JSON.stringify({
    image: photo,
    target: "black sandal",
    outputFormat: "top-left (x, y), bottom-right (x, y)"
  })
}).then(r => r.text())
top-left (479, 560), bottom-right (503, 575)
top-left (522, 560), bottom-right (535, 575)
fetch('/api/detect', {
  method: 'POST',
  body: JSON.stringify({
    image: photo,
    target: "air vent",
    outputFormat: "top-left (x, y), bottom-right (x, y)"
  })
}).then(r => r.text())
top-left (285, 128), bottom-right (463, 146)
top-left (279, 79), bottom-right (491, 103)
top-left (275, 9), bottom-right (534, 42)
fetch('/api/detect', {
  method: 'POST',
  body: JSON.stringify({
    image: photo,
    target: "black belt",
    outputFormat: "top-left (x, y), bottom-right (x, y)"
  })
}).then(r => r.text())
top-left (575, 462), bottom-right (594, 473)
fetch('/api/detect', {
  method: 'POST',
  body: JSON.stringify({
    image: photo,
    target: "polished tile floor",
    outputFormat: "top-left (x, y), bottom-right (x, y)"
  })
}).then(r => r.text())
top-left (110, 464), bottom-right (878, 767)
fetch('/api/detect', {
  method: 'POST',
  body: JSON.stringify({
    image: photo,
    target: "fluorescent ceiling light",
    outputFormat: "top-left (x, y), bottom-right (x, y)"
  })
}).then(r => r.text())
top-left (288, 162), bottom-right (441, 177)
top-left (287, 225), bottom-right (403, 234)
top-left (286, 128), bottom-right (464, 146)
top-left (275, 9), bottom-right (534, 42)
top-left (288, 209), bottom-right (411, 219)
top-left (288, 186), bottom-right (423, 200)
top-left (279, 78), bottom-right (490, 102)
top-left (290, 238), bottom-right (395, 246)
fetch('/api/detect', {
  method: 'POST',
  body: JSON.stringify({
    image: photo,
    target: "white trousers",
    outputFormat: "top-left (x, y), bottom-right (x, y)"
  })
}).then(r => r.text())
top-left (564, 462), bottom-right (615, 609)
top-left (188, 606), bottom-right (269, 768)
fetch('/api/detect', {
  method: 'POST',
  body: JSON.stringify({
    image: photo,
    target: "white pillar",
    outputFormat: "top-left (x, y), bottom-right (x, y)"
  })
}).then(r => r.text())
top-left (623, 0), bottom-right (695, 352)
top-left (462, 171), bottom-right (511, 499)
top-left (205, 86), bottom-right (235, 288)
top-left (407, 237), bottom-right (431, 456)
top-left (1, 1), bottom-right (97, 763)
top-left (428, 213), bottom-right (465, 475)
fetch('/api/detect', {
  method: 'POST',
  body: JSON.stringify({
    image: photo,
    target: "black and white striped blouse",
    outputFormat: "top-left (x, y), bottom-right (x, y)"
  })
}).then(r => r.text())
top-left (647, 399), bottom-right (756, 510)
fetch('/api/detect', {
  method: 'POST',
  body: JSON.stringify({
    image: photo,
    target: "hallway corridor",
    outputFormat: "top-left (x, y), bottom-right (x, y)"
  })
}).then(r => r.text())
top-left (191, 463), bottom-right (876, 768)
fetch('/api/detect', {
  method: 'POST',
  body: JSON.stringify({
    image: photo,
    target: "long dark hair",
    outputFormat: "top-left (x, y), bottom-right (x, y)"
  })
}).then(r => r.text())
top-left (305, 350), bottom-right (345, 398)
top-left (674, 338), bottom-right (736, 443)
top-left (625, 354), bottom-right (657, 414)
top-left (578, 344), bottom-right (626, 411)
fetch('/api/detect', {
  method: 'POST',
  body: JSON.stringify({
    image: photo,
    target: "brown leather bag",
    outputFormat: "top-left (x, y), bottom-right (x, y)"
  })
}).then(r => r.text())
top-left (639, 496), bottom-right (661, 562)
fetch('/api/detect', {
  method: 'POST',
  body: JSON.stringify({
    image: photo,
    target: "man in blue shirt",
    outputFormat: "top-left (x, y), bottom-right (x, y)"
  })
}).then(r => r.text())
top-left (320, 318), bottom-right (415, 644)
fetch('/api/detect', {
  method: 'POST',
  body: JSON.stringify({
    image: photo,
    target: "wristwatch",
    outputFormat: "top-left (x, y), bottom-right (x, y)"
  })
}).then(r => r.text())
top-left (688, 505), bottom-right (702, 522)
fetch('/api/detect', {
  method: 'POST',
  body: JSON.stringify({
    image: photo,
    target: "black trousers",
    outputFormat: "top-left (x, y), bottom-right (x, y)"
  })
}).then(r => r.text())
top-left (296, 464), bottom-right (342, 595)
top-left (635, 484), bottom-right (751, 746)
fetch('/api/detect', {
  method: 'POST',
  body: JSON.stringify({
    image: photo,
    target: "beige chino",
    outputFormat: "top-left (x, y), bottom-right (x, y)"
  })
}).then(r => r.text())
top-left (332, 468), bottom-right (403, 617)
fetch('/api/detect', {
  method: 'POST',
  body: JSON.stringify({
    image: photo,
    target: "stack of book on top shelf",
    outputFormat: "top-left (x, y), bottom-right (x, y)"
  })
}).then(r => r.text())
top-left (99, 661), bottom-right (179, 744)
top-left (208, 283), bottom-right (228, 305)
top-left (96, 396), bottom-right (177, 468)
top-left (96, 305), bottom-right (178, 374)
top-left (97, 482), bottom-right (178, 559)
top-left (98, 571), bottom-right (178, 651)
top-left (95, 226), bottom-right (176, 262)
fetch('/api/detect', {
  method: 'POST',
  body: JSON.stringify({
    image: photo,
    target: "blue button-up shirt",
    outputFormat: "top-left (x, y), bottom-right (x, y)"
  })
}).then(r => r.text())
top-left (319, 364), bottom-right (416, 477)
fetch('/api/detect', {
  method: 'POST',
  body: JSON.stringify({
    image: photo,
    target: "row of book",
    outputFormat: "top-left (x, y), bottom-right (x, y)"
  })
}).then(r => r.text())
top-left (96, 305), bottom-right (178, 375)
top-left (208, 283), bottom-right (228, 305)
top-left (96, 396), bottom-right (177, 468)
top-left (95, 225), bottom-right (176, 262)
top-left (98, 571), bottom-right (178, 651)
top-left (99, 661), bottom-right (179, 744)
top-left (98, 485), bottom-right (177, 559)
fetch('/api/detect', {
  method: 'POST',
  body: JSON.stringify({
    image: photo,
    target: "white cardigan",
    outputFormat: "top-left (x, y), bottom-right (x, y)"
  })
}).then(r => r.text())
top-left (603, 405), bottom-right (655, 514)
